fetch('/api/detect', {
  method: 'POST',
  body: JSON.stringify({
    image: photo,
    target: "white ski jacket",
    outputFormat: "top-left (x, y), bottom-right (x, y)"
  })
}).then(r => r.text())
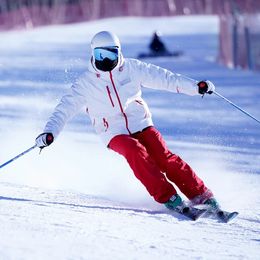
top-left (44, 57), bottom-right (200, 146)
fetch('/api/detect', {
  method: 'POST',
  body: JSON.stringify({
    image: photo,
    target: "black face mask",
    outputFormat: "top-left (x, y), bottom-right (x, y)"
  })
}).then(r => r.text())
top-left (95, 57), bottom-right (118, 72)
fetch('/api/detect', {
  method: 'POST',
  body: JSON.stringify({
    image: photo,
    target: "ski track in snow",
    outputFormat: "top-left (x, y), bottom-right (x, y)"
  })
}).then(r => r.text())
top-left (0, 16), bottom-right (260, 259)
top-left (0, 182), bottom-right (259, 260)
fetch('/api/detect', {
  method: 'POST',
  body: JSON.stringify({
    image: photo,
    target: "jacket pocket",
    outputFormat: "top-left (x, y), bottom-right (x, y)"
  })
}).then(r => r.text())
top-left (103, 118), bottom-right (109, 132)
top-left (135, 99), bottom-right (150, 119)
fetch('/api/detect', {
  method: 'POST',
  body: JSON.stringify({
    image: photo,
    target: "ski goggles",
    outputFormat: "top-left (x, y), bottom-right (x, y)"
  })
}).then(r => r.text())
top-left (94, 47), bottom-right (119, 61)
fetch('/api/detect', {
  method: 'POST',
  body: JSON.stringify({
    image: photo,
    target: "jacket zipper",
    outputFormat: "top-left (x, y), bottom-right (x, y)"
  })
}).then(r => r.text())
top-left (109, 71), bottom-right (131, 134)
top-left (106, 86), bottom-right (115, 107)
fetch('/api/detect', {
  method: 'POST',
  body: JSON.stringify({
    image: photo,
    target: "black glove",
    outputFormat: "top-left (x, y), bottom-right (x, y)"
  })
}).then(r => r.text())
top-left (35, 133), bottom-right (54, 149)
top-left (197, 80), bottom-right (215, 95)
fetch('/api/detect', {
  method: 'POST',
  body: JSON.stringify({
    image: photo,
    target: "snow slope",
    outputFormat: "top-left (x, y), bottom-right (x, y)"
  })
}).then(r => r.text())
top-left (0, 16), bottom-right (260, 259)
top-left (0, 181), bottom-right (259, 260)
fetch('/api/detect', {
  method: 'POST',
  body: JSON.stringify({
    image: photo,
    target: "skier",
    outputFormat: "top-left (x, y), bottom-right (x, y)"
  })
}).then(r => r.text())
top-left (149, 31), bottom-right (169, 55)
top-left (35, 31), bottom-right (219, 216)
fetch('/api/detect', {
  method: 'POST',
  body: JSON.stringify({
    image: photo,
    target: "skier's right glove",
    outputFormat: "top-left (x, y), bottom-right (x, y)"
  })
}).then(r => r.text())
top-left (197, 80), bottom-right (215, 95)
top-left (35, 133), bottom-right (54, 149)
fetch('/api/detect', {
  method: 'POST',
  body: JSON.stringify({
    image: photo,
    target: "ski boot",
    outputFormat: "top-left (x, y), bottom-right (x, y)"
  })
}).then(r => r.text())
top-left (190, 191), bottom-right (238, 223)
top-left (164, 194), bottom-right (184, 212)
top-left (164, 194), bottom-right (206, 221)
top-left (204, 197), bottom-right (220, 213)
top-left (189, 189), bottom-right (219, 210)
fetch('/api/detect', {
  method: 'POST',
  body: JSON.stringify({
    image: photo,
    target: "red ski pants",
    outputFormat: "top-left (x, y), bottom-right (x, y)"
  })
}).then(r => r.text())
top-left (109, 126), bottom-right (208, 203)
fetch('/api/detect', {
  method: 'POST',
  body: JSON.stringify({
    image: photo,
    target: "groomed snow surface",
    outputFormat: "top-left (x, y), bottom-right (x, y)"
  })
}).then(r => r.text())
top-left (0, 16), bottom-right (260, 259)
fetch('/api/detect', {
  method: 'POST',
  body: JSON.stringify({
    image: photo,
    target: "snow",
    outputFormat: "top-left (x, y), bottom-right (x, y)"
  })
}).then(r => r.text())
top-left (0, 16), bottom-right (260, 259)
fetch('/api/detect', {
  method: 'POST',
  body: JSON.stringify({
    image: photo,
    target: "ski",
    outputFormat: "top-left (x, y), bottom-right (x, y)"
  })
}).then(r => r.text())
top-left (191, 202), bottom-right (239, 223)
top-left (194, 205), bottom-right (239, 223)
top-left (213, 210), bottom-right (239, 223)
top-left (176, 206), bottom-right (207, 221)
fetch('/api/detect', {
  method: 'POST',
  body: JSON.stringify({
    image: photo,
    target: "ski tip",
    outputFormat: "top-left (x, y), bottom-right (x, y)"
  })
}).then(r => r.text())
top-left (227, 211), bottom-right (239, 222)
top-left (218, 211), bottom-right (239, 223)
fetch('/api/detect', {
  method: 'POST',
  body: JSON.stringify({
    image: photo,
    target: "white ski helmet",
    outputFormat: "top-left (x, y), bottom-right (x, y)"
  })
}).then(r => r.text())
top-left (91, 31), bottom-right (121, 50)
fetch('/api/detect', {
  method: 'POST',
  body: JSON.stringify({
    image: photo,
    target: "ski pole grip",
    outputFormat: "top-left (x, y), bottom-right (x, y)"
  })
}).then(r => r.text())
top-left (46, 133), bottom-right (54, 145)
top-left (198, 81), bottom-right (208, 94)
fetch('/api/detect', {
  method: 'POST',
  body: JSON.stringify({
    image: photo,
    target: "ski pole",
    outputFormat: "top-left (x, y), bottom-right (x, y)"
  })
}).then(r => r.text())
top-left (213, 91), bottom-right (260, 125)
top-left (0, 144), bottom-right (37, 170)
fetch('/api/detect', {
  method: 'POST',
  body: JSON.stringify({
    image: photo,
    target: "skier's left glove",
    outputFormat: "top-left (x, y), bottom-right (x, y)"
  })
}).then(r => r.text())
top-left (197, 80), bottom-right (215, 95)
top-left (35, 133), bottom-right (54, 149)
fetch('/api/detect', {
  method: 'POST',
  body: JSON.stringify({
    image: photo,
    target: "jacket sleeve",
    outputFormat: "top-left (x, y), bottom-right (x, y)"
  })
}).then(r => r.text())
top-left (44, 79), bottom-right (87, 139)
top-left (132, 59), bottom-right (199, 96)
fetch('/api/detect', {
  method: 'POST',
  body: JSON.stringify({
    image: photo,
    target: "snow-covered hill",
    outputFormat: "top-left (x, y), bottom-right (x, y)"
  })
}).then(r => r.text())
top-left (0, 16), bottom-right (260, 259)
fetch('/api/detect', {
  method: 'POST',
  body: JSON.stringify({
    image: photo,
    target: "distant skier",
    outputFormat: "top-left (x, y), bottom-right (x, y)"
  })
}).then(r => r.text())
top-left (149, 31), bottom-right (169, 55)
top-left (138, 31), bottom-right (182, 58)
top-left (36, 31), bottom-right (219, 215)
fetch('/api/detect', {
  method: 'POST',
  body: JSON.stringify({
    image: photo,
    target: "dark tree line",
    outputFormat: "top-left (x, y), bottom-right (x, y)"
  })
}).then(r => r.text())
top-left (1, 0), bottom-right (260, 15)
top-left (0, 0), bottom-right (82, 13)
